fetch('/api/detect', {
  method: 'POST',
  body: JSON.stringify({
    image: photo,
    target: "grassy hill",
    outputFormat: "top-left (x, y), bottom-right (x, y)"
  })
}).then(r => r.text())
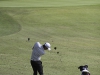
top-left (0, 0), bottom-right (100, 75)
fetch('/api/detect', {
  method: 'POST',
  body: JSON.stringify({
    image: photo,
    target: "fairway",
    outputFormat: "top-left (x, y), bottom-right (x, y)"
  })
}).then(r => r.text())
top-left (0, 12), bottom-right (21, 36)
top-left (0, 0), bottom-right (100, 75)
top-left (0, 0), bottom-right (100, 7)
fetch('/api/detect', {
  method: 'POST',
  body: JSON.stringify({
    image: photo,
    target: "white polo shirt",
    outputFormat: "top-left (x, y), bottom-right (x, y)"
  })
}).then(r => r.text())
top-left (31, 42), bottom-right (45, 61)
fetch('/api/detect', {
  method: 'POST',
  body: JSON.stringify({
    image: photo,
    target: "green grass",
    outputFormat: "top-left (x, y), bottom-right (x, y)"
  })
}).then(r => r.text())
top-left (0, 0), bottom-right (100, 7)
top-left (0, 1), bottom-right (100, 75)
top-left (0, 12), bottom-right (21, 36)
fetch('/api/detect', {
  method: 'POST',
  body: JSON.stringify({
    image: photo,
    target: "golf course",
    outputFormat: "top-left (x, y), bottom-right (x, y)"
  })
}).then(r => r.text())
top-left (0, 0), bottom-right (100, 75)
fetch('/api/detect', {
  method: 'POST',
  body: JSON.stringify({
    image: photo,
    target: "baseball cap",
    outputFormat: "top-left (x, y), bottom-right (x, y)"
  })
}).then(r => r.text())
top-left (44, 42), bottom-right (51, 50)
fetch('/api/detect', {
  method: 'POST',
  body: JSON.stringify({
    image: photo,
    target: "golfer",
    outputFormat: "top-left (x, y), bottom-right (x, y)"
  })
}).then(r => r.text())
top-left (30, 42), bottom-right (51, 75)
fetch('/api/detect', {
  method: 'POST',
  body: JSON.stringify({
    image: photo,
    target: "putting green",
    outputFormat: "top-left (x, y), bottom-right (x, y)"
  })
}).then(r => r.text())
top-left (0, 12), bottom-right (21, 37)
top-left (0, 0), bottom-right (100, 7)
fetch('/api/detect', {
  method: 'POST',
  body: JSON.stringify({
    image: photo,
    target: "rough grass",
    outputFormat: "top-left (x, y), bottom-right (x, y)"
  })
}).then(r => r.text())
top-left (0, 3), bottom-right (100, 75)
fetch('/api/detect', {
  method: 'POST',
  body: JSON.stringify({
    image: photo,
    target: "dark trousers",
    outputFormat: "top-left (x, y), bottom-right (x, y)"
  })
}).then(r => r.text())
top-left (31, 60), bottom-right (43, 75)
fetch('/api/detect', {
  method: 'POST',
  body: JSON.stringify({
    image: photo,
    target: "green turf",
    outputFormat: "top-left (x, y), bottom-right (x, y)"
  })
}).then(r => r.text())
top-left (0, 0), bottom-right (100, 75)
top-left (0, 0), bottom-right (100, 7)
top-left (0, 11), bottom-right (21, 36)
